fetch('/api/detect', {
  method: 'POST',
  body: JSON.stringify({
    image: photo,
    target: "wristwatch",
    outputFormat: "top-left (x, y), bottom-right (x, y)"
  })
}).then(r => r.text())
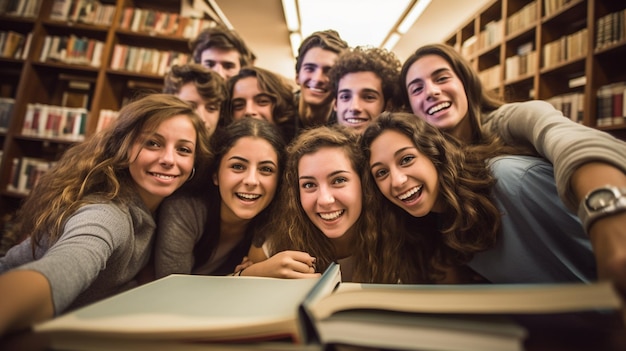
top-left (578, 185), bottom-right (626, 233)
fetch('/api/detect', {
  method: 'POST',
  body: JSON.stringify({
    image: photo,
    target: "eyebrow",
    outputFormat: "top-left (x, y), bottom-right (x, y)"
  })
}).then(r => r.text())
top-left (299, 169), bottom-right (350, 181)
top-left (144, 132), bottom-right (195, 146)
top-left (369, 146), bottom-right (414, 171)
top-left (229, 156), bottom-right (277, 167)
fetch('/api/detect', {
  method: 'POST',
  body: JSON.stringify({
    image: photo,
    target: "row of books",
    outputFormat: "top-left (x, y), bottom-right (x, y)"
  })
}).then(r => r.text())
top-left (596, 9), bottom-right (626, 49)
top-left (505, 50), bottom-right (537, 82)
top-left (50, 0), bottom-right (116, 26)
top-left (506, 1), bottom-right (537, 36)
top-left (22, 103), bottom-right (87, 141)
top-left (478, 64), bottom-right (501, 91)
top-left (596, 82), bottom-right (626, 127)
top-left (0, 30), bottom-right (31, 59)
top-left (0, 0), bottom-right (41, 17)
top-left (542, 28), bottom-right (588, 69)
top-left (95, 109), bottom-right (119, 133)
top-left (543, 0), bottom-right (575, 18)
top-left (110, 44), bottom-right (190, 76)
top-left (39, 35), bottom-right (104, 67)
top-left (118, 7), bottom-right (217, 39)
top-left (0, 97), bottom-right (14, 132)
top-left (6, 156), bottom-right (56, 194)
top-left (546, 92), bottom-right (584, 124)
top-left (477, 19), bottom-right (503, 51)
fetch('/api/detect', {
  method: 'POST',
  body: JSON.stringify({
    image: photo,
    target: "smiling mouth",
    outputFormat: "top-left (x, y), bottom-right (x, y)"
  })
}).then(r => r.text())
top-left (319, 209), bottom-right (344, 220)
top-left (237, 193), bottom-right (261, 201)
top-left (150, 172), bottom-right (177, 180)
top-left (397, 185), bottom-right (423, 202)
top-left (427, 102), bottom-right (451, 115)
top-left (344, 117), bottom-right (369, 124)
top-left (307, 85), bottom-right (328, 94)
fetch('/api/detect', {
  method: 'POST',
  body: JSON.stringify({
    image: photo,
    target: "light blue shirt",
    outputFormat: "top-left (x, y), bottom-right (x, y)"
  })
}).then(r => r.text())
top-left (468, 155), bottom-right (596, 283)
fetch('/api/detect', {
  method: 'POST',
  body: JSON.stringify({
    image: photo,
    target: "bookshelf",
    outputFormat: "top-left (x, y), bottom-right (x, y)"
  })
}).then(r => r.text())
top-left (0, 0), bottom-right (221, 223)
top-left (444, 0), bottom-right (626, 139)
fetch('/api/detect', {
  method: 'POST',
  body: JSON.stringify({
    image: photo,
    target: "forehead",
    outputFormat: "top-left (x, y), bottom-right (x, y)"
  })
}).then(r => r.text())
top-left (338, 71), bottom-right (383, 92)
top-left (407, 54), bottom-right (452, 79)
top-left (232, 77), bottom-right (261, 97)
top-left (224, 136), bottom-right (277, 158)
top-left (201, 47), bottom-right (241, 62)
top-left (299, 146), bottom-right (352, 173)
top-left (301, 47), bottom-right (339, 68)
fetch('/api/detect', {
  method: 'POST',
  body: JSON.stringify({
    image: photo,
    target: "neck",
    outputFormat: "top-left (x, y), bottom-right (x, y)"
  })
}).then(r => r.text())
top-left (300, 100), bottom-right (332, 127)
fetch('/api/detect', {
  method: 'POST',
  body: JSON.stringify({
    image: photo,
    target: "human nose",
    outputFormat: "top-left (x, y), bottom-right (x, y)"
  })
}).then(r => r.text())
top-left (317, 185), bottom-right (334, 206)
top-left (350, 97), bottom-right (362, 112)
top-left (244, 102), bottom-right (257, 117)
top-left (390, 167), bottom-right (407, 188)
top-left (243, 170), bottom-right (259, 186)
top-left (425, 81), bottom-right (441, 99)
top-left (196, 106), bottom-right (210, 124)
top-left (159, 146), bottom-right (175, 167)
top-left (213, 64), bottom-right (226, 79)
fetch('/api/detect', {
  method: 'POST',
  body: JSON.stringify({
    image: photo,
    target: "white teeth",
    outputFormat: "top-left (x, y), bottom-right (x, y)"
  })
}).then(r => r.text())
top-left (237, 193), bottom-right (261, 200)
top-left (345, 117), bottom-right (367, 124)
top-left (308, 86), bottom-right (326, 93)
top-left (427, 102), bottom-right (451, 115)
top-left (398, 185), bottom-right (422, 200)
top-left (152, 173), bottom-right (175, 180)
top-left (319, 210), bottom-right (344, 220)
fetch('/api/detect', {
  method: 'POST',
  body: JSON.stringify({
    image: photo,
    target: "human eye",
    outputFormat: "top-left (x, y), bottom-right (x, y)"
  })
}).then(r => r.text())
top-left (256, 95), bottom-right (273, 106)
top-left (144, 138), bottom-right (160, 149)
top-left (204, 60), bottom-right (216, 68)
top-left (302, 64), bottom-right (315, 73)
top-left (300, 181), bottom-right (316, 190)
top-left (338, 92), bottom-right (350, 102)
top-left (400, 154), bottom-right (415, 166)
top-left (372, 167), bottom-right (388, 179)
top-left (332, 176), bottom-right (348, 185)
top-left (408, 83), bottom-right (423, 95)
top-left (230, 163), bottom-right (245, 171)
top-left (177, 145), bottom-right (194, 155)
top-left (206, 103), bottom-right (219, 112)
top-left (224, 63), bottom-right (236, 70)
top-left (435, 72), bottom-right (452, 83)
top-left (364, 93), bottom-right (378, 102)
top-left (232, 100), bottom-right (245, 111)
top-left (259, 165), bottom-right (276, 175)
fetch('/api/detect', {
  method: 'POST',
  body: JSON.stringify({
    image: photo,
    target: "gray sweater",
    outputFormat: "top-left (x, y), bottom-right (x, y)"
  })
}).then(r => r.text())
top-left (483, 100), bottom-right (626, 211)
top-left (0, 196), bottom-right (155, 315)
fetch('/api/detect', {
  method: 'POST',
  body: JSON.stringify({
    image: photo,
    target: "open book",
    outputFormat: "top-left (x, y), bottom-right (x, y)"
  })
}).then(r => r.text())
top-left (34, 263), bottom-right (623, 351)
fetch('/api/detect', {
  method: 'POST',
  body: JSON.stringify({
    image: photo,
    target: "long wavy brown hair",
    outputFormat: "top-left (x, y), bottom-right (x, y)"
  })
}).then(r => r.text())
top-left (8, 94), bottom-right (212, 253)
top-left (361, 112), bottom-right (506, 281)
top-left (260, 125), bottom-right (419, 283)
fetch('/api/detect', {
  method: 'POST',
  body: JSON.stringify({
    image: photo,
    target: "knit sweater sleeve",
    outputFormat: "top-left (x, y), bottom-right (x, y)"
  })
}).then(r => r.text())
top-left (482, 100), bottom-right (626, 211)
top-left (154, 192), bottom-right (208, 278)
top-left (4, 203), bottom-right (132, 314)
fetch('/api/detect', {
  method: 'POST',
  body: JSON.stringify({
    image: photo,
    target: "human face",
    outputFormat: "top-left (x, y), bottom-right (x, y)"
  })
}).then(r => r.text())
top-left (298, 147), bottom-right (362, 242)
top-left (405, 54), bottom-right (469, 137)
top-left (214, 136), bottom-right (279, 223)
top-left (334, 71), bottom-right (385, 134)
top-left (128, 115), bottom-right (196, 212)
top-left (177, 83), bottom-right (220, 136)
top-left (369, 129), bottom-right (443, 217)
top-left (231, 77), bottom-right (275, 123)
top-left (200, 48), bottom-right (241, 80)
top-left (296, 47), bottom-right (338, 107)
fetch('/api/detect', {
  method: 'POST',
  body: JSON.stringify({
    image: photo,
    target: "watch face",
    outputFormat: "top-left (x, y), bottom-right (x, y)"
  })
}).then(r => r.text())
top-left (586, 188), bottom-right (616, 210)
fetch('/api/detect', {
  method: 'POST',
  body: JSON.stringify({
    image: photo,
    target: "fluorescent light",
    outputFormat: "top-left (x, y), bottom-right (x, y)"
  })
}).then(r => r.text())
top-left (397, 0), bottom-right (432, 34)
top-left (289, 32), bottom-right (302, 57)
top-left (382, 32), bottom-right (401, 50)
top-left (281, 0), bottom-right (299, 31)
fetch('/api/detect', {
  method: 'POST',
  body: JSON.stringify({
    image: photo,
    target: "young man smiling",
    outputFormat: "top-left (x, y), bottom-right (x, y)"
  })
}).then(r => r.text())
top-left (328, 46), bottom-right (402, 134)
top-left (294, 30), bottom-right (349, 130)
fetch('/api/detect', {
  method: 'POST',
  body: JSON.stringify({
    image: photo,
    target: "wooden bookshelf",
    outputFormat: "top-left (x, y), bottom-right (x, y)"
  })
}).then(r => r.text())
top-left (0, 0), bottom-right (221, 222)
top-left (444, 0), bottom-right (626, 139)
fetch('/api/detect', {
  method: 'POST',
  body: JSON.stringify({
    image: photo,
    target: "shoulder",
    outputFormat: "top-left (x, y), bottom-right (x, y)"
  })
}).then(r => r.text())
top-left (489, 155), bottom-right (555, 196)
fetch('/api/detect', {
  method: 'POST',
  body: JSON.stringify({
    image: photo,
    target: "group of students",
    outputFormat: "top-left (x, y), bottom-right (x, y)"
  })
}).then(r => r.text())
top-left (1, 24), bottom-right (626, 337)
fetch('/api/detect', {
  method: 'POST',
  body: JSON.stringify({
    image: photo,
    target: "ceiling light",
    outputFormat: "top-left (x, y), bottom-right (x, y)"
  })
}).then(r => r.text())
top-left (382, 32), bottom-right (401, 51)
top-left (397, 0), bottom-right (432, 34)
top-left (281, 0), bottom-right (299, 32)
top-left (289, 32), bottom-right (302, 57)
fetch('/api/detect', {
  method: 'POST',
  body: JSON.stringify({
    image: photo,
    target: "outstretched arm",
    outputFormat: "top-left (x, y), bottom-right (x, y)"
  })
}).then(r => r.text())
top-left (0, 270), bottom-right (54, 336)
top-left (572, 162), bottom-right (626, 297)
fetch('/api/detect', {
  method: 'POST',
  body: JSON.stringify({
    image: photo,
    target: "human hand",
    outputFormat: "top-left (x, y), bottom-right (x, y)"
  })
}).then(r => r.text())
top-left (233, 256), bottom-right (253, 274)
top-left (240, 250), bottom-right (320, 279)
